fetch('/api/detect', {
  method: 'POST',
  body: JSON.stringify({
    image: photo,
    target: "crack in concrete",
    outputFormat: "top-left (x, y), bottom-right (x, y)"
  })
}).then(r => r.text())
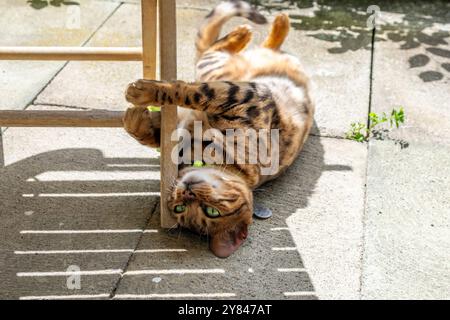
top-left (309, 132), bottom-right (351, 141)
top-left (367, 28), bottom-right (376, 129)
top-left (32, 103), bottom-right (92, 110)
top-left (25, 2), bottom-right (124, 112)
top-left (0, 2), bottom-right (124, 137)
top-left (109, 200), bottom-right (160, 299)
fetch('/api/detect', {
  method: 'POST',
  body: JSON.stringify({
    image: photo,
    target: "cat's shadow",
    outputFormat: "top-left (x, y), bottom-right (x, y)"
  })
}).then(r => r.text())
top-left (0, 122), bottom-right (349, 299)
top-left (139, 121), bottom-right (351, 299)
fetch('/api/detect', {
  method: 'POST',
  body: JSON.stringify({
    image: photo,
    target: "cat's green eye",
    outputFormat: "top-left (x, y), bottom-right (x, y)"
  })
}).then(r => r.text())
top-left (174, 205), bottom-right (186, 213)
top-left (205, 206), bottom-right (221, 218)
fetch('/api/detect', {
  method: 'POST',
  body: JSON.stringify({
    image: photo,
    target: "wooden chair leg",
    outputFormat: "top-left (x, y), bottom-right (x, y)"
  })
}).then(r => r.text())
top-left (142, 0), bottom-right (178, 228)
top-left (157, 0), bottom-right (178, 228)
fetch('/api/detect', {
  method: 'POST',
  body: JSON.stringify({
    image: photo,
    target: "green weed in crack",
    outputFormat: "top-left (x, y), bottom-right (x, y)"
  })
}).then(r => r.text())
top-left (346, 107), bottom-right (408, 148)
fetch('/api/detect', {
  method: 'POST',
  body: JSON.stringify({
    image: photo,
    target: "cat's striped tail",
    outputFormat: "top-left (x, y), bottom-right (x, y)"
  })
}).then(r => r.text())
top-left (195, 0), bottom-right (267, 60)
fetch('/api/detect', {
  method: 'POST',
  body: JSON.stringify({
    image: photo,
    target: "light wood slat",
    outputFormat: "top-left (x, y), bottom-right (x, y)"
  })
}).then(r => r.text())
top-left (0, 110), bottom-right (123, 127)
top-left (0, 47), bottom-right (143, 61)
top-left (141, 0), bottom-right (157, 79)
top-left (158, 0), bottom-right (178, 228)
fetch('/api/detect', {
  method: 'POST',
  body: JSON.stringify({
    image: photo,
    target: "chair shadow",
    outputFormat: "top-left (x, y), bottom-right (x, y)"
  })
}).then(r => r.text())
top-left (0, 147), bottom-right (160, 299)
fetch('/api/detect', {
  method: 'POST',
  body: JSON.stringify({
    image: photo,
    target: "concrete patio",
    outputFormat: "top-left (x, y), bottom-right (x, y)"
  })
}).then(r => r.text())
top-left (0, 0), bottom-right (449, 299)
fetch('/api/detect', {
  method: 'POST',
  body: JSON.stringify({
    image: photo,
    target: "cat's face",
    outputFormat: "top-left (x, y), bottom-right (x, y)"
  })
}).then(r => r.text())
top-left (168, 166), bottom-right (253, 258)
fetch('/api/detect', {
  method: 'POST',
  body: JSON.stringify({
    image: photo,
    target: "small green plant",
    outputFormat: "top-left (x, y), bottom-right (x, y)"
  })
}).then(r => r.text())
top-left (346, 107), bottom-right (405, 142)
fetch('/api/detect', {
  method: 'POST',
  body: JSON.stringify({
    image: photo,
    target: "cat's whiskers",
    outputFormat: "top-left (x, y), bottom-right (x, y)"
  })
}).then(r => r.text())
top-left (167, 222), bottom-right (179, 234)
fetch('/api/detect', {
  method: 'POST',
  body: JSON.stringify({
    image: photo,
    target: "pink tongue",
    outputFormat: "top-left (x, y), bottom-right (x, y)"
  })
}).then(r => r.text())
top-left (210, 237), bottom-right (243, 258)
top-left (209, 227), bottom-right (248, 258)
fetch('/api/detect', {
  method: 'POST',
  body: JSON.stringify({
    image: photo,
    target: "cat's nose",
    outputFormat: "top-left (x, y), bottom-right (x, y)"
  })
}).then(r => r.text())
top-left (184, 179), bottom-right (203, 189)
top-left (182, 189), bottom-right (196, 201)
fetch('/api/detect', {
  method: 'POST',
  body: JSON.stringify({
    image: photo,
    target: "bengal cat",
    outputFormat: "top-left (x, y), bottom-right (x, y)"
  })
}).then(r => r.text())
top-left (124, 1), bottom-right (314, 258)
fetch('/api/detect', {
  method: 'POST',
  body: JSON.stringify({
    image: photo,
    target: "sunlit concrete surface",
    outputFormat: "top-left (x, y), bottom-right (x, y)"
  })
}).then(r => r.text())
top-left (0, 0), bottom-right (449, 299)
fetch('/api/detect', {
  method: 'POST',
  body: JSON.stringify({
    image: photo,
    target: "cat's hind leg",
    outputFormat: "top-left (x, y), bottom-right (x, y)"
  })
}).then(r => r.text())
top-left (261, 13), bottom-right (290, 50)
top-left (207, 25), bottom-right (253, 54)
top-left (123, 106), bottom-right (161, 148)
top-left (196, 25), bottom-right (252, 81)
top-left (195, 1), bottom-right (266, 60)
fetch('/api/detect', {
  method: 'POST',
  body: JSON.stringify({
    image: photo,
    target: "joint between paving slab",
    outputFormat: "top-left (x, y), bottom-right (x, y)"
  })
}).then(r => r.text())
top-left (309, 132), bottom-right (347, 141)
top-left (32, 103), bottom-right (92, 111)
top-left (96, 0), bottom-right (212, 12)
top-left (109, 199), bottom-right (160, 299)
top-left (176, 6), bottom-right (210, 12)
top-left (366, 27), bottom-right (376, 129)
top-left (358, 26), bottom-right (377, 297)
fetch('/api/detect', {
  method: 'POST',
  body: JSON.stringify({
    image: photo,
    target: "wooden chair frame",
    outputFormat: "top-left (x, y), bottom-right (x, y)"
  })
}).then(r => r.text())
top-left (0, 0), bottom-right (178, 228)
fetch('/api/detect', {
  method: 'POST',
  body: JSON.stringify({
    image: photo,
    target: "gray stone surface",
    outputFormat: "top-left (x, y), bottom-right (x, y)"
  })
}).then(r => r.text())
top-left (0, 0), bottom-right (120, 110)
top-left (1, 0), bottom-right (449, 300)
top-left (362, 141), bottom-right (450, 299)
top-left (362, 5), bottom-right (450, 299)
top-left (370, 11), bottom-right (450, 143)
top-left (280, 136), bottom-right (366, 300)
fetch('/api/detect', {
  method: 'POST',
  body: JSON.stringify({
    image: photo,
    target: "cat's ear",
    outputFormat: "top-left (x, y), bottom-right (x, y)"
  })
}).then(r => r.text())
top-left (209, 222), bottom-right (249, 258)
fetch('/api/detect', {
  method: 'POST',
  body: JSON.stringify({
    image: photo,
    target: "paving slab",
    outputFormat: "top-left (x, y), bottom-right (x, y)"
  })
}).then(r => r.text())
top-left (0, 0), bottom-right (120, 110)
top-left (363, 141), bottom-right (450, 299)
top-left (115, 135), bottom-right (367, 300)
top-left (36, 2), bottom-right (372, 138)
top-left (280, 5), bottom-right (372, 138)
top-left (0, 105), bottom-right (160, 299)
top-left (370, 2), bottom-right (450, 143)
top-left (34, 3), bottom-right (142, 110)
top-left (362, 2), bottom-right (450, 299)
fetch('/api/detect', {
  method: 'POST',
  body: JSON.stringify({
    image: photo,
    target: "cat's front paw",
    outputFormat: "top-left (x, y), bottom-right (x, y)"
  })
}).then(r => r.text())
top-left (126, 79), bottom-right (155, 107)
top-left (123, 105), bottom-right (160, 147)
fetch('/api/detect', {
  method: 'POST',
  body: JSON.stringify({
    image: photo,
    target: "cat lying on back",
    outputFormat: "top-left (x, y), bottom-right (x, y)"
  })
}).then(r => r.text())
top-left (124, 1), bottom-right (314, 258)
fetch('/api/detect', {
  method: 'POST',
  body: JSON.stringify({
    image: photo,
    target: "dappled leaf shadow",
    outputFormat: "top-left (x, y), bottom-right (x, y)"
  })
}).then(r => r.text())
top-left (247, 0), bottom-right (450, 82)
top-left (426, 47), bottom-right (450, 58)
top-left (442, 63), bottom-right (450, 72)
top-left (419, 70), bottom-right (444, 82)
top-left (409, 54), bottom-right (430, 68)
top-left (27, 0), bottom-right (79, 10)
